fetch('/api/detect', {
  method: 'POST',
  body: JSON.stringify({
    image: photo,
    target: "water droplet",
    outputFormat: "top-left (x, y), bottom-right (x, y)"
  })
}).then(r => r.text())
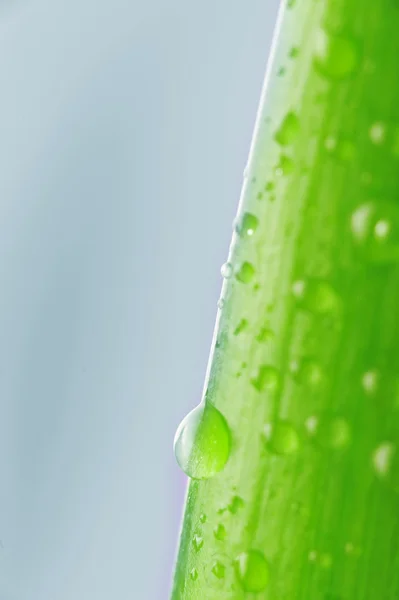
top-left (190, 567), bottom-right (199, 581)
top-left (291, 358), bottom-right (323, 387)
top-left (368, 119), bottom-right (387, 146)
top-left (265, 181), bottom-right (275, 192)
top-left (221, 262), bottom-right (233, 278)
top-left (275, 112), bottom-right (300, 146)
top-left (292, 278), bottom-right (339, 314)
top-left (325, 136), bottom-right (337, 151)
top-left (228, 495), bottom-right (245, 514)
top-left (251, 365), bottom-right (280, 392)
top-left (263, 420), bottom-right (300, 455)
top-left (234, 550), bottom-right (270, 593)
top-left (217, 298), bottom-right (225, 310)
top-left (256, 327), bottom-right (274, 343)
top-left (372, 442), bottom-right (395, 477)
top-left (308, 550), bottom-right (318, 562)
top-left (236, 213), bottom-right (259, 237)
top-left (305, 415), bottom-right (319, 435)
top-left (370, 121), bottom-right (386, 145)
top-left (213, 523), bottom-right (227, 541)
top-left (289, 46), bottom-right (300, 59)
top-left (320, 553), bottom-right (332, 568)
top-left (235, 262), bottom-right (256, 284)
top-left (314, 29), bottom-right (360, 79)
top-left (287, 0), bottom-right (296, 7)
top-left (277, 66), bottom-right (286, 77)
top-left (192, 534), bottom-right (204, 552)
top-left (199, 513), bottom-right (207, 523)
top-left (234, 318), bottom-right (248, 335)
top-left (174, 403), bottom-right (231, 480)
top-left (361, 369), bottom-right (379, 395)
top-left (351, 201), bottom-right (399, 263)
top-left (211, 560), bottom-right (226, 580)
top-left (307, 415), bottom-right (351, 449)
top-left (275, 154), bottom-right (295, 176)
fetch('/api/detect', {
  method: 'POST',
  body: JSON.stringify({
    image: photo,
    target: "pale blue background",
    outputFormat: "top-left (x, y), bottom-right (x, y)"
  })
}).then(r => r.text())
top-left (0, 0), bottom-right (279, 598)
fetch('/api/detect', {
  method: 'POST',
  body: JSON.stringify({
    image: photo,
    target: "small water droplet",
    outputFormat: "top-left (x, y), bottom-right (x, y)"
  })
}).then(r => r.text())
top-left (256, 327), bottom-right (274, 343)
top-left (251, 365), bottom-right (280, 392)
top-left (289, 46), bottom-right (300, 58)
top-left (305, 415), bottom-right (319, 435)
top-left (213, 523), bottom-right (227, 541)
top-left (211, 560), bottom-right (226, 580)
top-left (217, 298), bottom-right (225, 310)
top-left (236, 213), bottom-right (259, 237)
top-left (234, 318), bottom-right (248, 335)
top-left (190, 567), bottom-right (199, 581)
top-left (372, 442), bottom-right (395, 477)
top-left (307, 415), bottom-right (351, 449)
top-left (235, 262), bottom-right (256, 284)
top-left (275, 154), bottom-right (295, 176)
top-left (263, 420), bottom-right (300, 455)
top-left (234, 550), bottom-right (270, 593)
top-left (325, 136), bottom-right (337, 151)
top-left (292, 278), bottom-right (339, 315)
top-left (308, 550), bottom-right (318, 562)
top-left (369, 122), bottom-right (386, 145)
top-left (265, 181), bottom-right (275, 192)
top-left (275, 112), bottom-right (300, 146)
top-left (199, 513), bottom-right (207, 523)
top-left (174, 403), bottom-right (231, 479)
top-left (221, 262), bottom-right (233, 279)
top-left (277, 66), bottom-right (286, 77)
top-left (192, 534), bottom-right (204, 552)
top-left (228, 495), bottom-right (245, 514)
top-left (291, 358), bottom-right (323, 387)
top-left (320, 553), bottom-right (332, 568)
top-left (287, 0), bottom-right (296, 7)
top-left (314, 29), bottom-right (360, 79)
top-left (351, 201), bottom-right (399, 263)
top-left (362, 369), bottom-right (379, 394)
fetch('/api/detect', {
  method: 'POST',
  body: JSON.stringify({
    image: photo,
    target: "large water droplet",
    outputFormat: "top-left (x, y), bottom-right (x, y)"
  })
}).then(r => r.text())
top-left (263, 420), bottom-right (300, 455)
top-left (174, 403), bottom-right (231, 479)
top-left (236, 213), bottom-right (259, 237)
top-left (351, 201), bottom-right (399, 263)
top-left (234, 550), bottom-right (270, 592)
top-left (275, 112), bottom-right (300, 146)
top-left (251, 365), bottom-right (280, 392)
top-left (292, 278), bottom-right (339, 314)
top-left (235, 262), bottom-right (255, 284)
top-left (314, 29), bottom-right (360, 79)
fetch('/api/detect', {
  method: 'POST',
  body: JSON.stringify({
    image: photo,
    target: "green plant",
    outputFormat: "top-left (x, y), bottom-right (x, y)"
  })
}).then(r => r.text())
top-left (171, 0), bottom-right (399, 597)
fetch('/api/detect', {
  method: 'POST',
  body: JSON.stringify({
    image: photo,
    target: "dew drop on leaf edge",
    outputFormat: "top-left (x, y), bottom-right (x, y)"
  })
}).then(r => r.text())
top-left (174, 403), bottom-right (231, 480)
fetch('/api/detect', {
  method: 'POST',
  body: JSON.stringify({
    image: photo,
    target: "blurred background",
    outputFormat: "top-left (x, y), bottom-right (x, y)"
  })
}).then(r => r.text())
top-left (0, 0), bottom-right (279, 597)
